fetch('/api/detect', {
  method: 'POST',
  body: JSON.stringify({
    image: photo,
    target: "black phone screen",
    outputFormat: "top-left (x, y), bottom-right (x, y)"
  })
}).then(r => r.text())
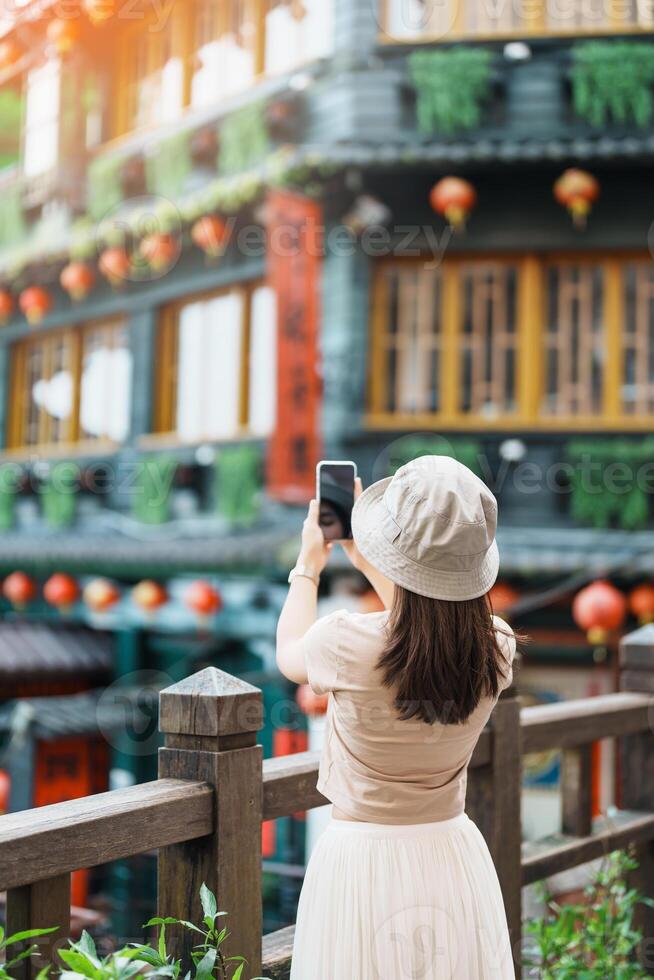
top-left (318, 463), bottom-right (356, 541)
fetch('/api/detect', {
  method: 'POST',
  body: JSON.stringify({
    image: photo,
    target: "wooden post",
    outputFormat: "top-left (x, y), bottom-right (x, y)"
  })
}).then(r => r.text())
top-left (620, 625), bottom-right (654, 974)
top-left (6, 874), bottom-right (71, 979)
top-left (466, 689), bottom-right (522, 977)
top-left (157, 667), bottom-right (264, 975)
top-left (561, 745), bottom-right (593, 837)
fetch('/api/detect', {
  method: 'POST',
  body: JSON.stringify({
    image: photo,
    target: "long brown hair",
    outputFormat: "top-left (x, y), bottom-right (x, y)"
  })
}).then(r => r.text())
top-left (378, 588), bottom-right (512, 725)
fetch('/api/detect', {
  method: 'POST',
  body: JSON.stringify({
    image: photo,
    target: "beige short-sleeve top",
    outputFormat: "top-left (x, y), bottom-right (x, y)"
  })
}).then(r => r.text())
top-left (300, 609), bottom-right (515, 825)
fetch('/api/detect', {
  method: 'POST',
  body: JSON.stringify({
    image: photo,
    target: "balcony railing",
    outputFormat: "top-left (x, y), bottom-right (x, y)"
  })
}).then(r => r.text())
top-left (1, 625), bottom-right (654, 979)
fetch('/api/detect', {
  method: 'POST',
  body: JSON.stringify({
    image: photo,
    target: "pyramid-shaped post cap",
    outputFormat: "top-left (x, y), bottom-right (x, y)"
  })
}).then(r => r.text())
top-left (159, 667), bottom-right (263, 737)
top-left (620, 624), bottom-right (654, 670)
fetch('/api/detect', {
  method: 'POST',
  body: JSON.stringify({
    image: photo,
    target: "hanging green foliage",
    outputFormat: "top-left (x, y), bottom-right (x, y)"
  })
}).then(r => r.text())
top-left (87, 153), bottom-right (124, 221)
top-left (0, 88), bottom-right (22, 171)
top-left (571, 42), bottom-right (654, 128)
top-left (382, 435), bottom-right (483, 478)
top-left (215, 444), bottom-right (262, 526)
top-left (566, 439), bottom-right (654, 531)
top-left (145, 130), bottom-right (192, 199)
top-left (408, 47), bottom-right (493, 135)
top-left (0, 465), bottom-right (18, 531)
top-left (132, 455), bottom-right (177, 525)
top-left (0, 184), bottom-right (26, 249)
top-left (41, 463), bottom-right (78, 529)
top-left (218, 102), bottom-right (270, 176)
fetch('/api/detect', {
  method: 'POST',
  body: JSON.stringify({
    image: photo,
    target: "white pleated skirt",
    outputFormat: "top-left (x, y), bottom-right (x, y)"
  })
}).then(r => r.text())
top-left (290, 812), bottom-right (514, 980)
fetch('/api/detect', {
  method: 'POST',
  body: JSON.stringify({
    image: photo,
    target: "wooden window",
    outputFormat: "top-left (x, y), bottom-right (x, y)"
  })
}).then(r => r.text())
top-left (80, 321), bottom-right (132, 442)
top-left (9, 319), bottom-right (129, 451)
top-left (191, 0), bottom-right (257, 107)
top-left (123, 12), bottom-right (185, 130)
top-left (460, 263), bottom-right (517, 417)
top-left (23, 59), bottom-right (60, 178)
top-left (371, 263), bottom-right (442, 415)
top-left (264, 0), bottom-right (333, 75)
top-left (543, 263), bottom-right (604, 417)
top-left (155, 282), bottom-right (277, 441)
top-left (381, 0), bottom-right (652, 39)
top-left (623, 262), bottom-right (654, 416)
top-left (369, 254), bottom-right (652, 429)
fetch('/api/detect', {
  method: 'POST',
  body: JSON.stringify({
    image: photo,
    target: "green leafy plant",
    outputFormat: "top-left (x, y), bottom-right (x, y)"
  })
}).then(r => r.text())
top-left (0, 183), bottom-right (26, 250)
top-left (382, 435), bottom-right (483, 479)
top-left (566, 438), bottom-right (654, 531)
top-left (408, 47), bottom-right (493, 135)
top-left (132, 456), bottom-right (177, 526)
top-left (41, 462), bottom-right (78, 530)
top-left (572, 42), bottom-right (654, 129)
top-left (0, 88), bottom-right (23, 172)
top-left (146, 131), bottom-right (192, 200)
top-left (87, 154), bottom-right (124, 222)
top-left (525, 849), bottom-right (654, 978)
top-left (55, 885), bottom-right (268, 980)
top-left (216, 445), bottom-right (262, 527)
top-left (218, 104), bottom-right (270, 176)
top-left (0, 923), bottom-right (57, 980)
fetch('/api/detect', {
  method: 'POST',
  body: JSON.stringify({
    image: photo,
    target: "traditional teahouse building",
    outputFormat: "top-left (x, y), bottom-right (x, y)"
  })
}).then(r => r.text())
top-left (0, 0), bottom-right (654, 853)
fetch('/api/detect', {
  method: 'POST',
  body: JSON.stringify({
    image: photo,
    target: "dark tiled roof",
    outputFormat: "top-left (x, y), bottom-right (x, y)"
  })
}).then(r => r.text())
top-left (0, 622), bottom-right (113, 678)
top-left (0, 526), bottom-right (298, 576)
top-left (497, 527), bottom-right (654, 576)
top-left (0, 687), bottom-right (151, 738)
top-left (308, 135), bottom-right (654, 167)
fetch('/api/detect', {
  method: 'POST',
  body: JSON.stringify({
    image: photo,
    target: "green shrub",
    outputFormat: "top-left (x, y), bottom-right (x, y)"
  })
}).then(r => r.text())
top-left (525, 849), bottom-right (654, 978)
top-left (408, 47), bottom-right (493, 135)
top-left (566, 438), bottom-right (654, 531)
top-left (572, 42), bottom-right (654, 129)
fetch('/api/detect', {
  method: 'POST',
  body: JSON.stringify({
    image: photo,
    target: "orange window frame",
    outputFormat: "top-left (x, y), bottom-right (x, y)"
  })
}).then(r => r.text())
top-left (367, 252), bottom-right (653, 431)
top-left (153, 282), bottom-right (261, 439)
top-left (8, 318), bottom-right (127, 452)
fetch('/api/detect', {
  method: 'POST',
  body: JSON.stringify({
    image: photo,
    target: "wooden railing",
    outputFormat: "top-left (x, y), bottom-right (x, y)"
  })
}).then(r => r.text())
top-left (2, 625), bottom-right (654, 979)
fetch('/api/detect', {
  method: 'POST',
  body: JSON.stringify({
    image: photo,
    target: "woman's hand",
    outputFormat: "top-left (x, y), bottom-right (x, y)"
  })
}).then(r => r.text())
top-left (340, 477), bottom-right (364, 570)
top-left (299, 499), bottom-right (332, 573)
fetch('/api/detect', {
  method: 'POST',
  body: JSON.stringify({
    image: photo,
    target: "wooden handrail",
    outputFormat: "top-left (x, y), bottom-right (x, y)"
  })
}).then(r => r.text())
top-left (521, 692), bottom-right (654, 753)
top-left (0, 779), bottom-right (213, 890)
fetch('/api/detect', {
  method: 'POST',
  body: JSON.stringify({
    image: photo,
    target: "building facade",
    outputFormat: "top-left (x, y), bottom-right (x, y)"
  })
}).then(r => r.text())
top-left (0, 0), bottom-right (653, 914)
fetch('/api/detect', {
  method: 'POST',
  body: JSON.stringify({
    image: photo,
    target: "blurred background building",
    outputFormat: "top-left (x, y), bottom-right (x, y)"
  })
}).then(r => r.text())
top-left (0, 0), bottom-right (653, 937)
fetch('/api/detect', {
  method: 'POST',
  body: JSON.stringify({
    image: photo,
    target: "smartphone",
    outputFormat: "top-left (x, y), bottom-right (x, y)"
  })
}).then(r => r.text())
top-left (316, 460), bottom-right (357, 541)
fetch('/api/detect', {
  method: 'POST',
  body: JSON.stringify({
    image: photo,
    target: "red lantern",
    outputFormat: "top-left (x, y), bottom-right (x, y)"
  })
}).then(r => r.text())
top-left (139, 234), bottom-right (179, 272)
top-left (554, 169), bottom-right (600, 228)
top-left (83, 577), bottom-right (120, 613)
top-left (19, 287), bottom-right (52, 325)
top-left (0, 40), bottom-right (22, 71)
top-left (489, 582), bottom-right (520, 618)
top-left (3, 571), bottom-right (37, 609)
top-left (629, 583), bottom-right (654, 626)
top-left (99, 247), bottom-right (131, 288)
top-left (0, 289), bottom-right (14, 325)
top-left (44, 573), bottom-right (80, 613)
top-left (296, 683), bottom-right (328, 717)
top-left (184, 580), bottom-right (223, 619)
top-left (0, 769), bottom-right (10, 815)
top-left (83, 0), bottom-right (116, 24)
top-left (60, 261), bottom-right (96, 302)
top-left (191, 216), bottom-right (229, 259)
top-left (572, 580), bottom-right (627, 644)
top-left (132, 580), bottom-right (168, 614)
top-left (47, 18), bottom-right (82, 56)
top-left (430, 177), bottom-right (477, 231)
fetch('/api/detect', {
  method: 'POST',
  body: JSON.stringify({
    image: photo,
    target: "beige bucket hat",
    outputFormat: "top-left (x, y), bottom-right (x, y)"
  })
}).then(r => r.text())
top-left (351, 455), bottom-right (499, 601)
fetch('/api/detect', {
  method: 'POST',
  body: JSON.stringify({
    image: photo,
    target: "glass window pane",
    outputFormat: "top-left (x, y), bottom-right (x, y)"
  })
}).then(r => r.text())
top-left (622, 262), bottom-right (654, 416)
top-left (23, 60), bottom-right (60, 177)
top-left (543, 263), bottom-right (604, 417)
top-left (458, 263), bottom-right (518, 417)
top-left (249, 286), bottom-right (277, 436)
top-left (80, 322), bottom-right (132, 442)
